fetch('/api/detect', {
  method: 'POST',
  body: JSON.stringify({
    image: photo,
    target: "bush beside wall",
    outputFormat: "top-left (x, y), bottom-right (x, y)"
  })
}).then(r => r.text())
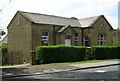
top-left (116, 46), bottom-right (120, 59)
top-left (35, 46), bottom-right (119, 64)
top-left (92, 46), bottom-right (119, 60)
top-left (0, 43), bottom-right (8, 65)
top-left (36, 46), bottom-right (86, 64)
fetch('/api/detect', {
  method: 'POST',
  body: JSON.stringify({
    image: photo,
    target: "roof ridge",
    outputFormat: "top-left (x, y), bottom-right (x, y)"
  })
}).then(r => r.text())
top-left (18, 10), bottom-right (78, 20)
top-left (88, 15), bottom-right (102, 27)
top-left (79, 15), bottom-right (103, 27)
top-left (17, 10), bottom-right (81, 27)
top-left (79, 15), bottom-right (103, 20)
top-left (58, 25), bottom-right (71, 32)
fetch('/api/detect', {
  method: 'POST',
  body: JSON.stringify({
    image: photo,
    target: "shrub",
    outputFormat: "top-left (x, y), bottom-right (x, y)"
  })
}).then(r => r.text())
top-left (92, 46), bottom-right (119, 60)
top-left (35, 45), bottom-right (119, 64)
top-left (117, 46), bottom-right (120, 59)
top-left (0, 43), bottom-right (8, 54)
top-left (0, 43), bottom-right (8, 65)
top-left (36, 46), bottom-right (86, 64)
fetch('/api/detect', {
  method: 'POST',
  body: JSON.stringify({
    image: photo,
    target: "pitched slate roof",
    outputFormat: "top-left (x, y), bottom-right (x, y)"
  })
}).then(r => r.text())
top-left (58, 25), bottom-right (71, 33)
top-left (79, 15), bottom-right (102, 27)
top-left (19, 11), bottom-right (81, 27)
top-left (18, 11), bottom-right (108, 29)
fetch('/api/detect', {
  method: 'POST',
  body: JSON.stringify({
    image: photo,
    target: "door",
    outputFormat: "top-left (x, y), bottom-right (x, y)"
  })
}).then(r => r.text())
top-left (65, 35), bottom-right (71, 46)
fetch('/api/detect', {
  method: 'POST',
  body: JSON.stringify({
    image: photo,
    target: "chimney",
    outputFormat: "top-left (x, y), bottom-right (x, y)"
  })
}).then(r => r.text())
top-left (71, 17), bottom-right (78, 19)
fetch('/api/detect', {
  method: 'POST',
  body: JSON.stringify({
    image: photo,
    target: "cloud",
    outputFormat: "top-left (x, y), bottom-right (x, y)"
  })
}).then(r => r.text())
top-left (59, 0), bottom-right (118, 17)
top-left (106, 16), bottom-right (118, 29)
top-left (0, 0), bottom-right (119, 29)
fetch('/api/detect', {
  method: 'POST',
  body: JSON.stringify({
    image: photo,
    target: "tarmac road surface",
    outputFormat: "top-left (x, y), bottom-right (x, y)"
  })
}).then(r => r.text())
top-left (2, 65), bottom-right (120, 81)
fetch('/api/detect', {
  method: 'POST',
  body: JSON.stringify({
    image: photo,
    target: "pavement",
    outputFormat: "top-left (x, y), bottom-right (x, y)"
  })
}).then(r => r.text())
top-left (1, 60), bottom-right (119, 78)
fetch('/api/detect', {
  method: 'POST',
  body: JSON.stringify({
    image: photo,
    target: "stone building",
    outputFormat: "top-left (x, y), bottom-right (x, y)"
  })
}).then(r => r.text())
top-left (7, 11), bottom-right (119, 64)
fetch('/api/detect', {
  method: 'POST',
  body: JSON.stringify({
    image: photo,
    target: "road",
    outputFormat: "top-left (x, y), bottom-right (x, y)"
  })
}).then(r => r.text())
top-left (2, 65), bottom-right (120, 81)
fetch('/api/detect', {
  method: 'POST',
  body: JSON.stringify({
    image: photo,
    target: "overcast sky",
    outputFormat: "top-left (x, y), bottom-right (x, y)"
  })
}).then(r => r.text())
top-left (0, 0), bottom-right (119, 31)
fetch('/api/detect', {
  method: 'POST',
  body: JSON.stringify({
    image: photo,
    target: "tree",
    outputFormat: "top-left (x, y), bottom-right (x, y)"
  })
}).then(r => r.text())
top-left (1, 43), bottom-right (8, 65)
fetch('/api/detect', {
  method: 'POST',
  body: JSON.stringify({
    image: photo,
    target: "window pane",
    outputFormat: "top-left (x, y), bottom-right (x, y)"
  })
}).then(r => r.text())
top-left (66, 35), bottom-right (70, 39)
top-left (42, 40), bottom-right (48, 46)
top-left (42, 32), bottom-right (48, 36)
top-left (100, 41), bottom-right (103, 45)
top-left (85, 41), bottom-right (89, 46)
top-left (75, 38), bottom-right (78, 40)
top-left (75, 34), bottom-right (78, 37)
top-left (85, 37), bottom-right (88, 40)
top-left (75, 41), bottom-right (78, 46)
top-left (75, 34), bottom-right (78, 39)
top-left (98, 34), bottom-right (106, 46)
top-left (42, 32), bottom-right (49, 46)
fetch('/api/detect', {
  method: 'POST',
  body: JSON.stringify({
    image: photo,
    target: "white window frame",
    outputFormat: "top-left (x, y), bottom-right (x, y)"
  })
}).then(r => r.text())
top-left (83, 37), bottom-right (89, 46)
top-left (74, 34), bottom-right (78, 46)
top-left (42, 32), bottom-right (49, 46)
top-left (75, 34), bottom-right (78, 41)
top-left (98, 34), bottom-right (106, 46)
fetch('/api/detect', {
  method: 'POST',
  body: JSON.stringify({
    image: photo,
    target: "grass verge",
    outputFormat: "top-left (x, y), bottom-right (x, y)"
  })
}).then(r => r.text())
top-left (35, 59), bottom-right (119, 66)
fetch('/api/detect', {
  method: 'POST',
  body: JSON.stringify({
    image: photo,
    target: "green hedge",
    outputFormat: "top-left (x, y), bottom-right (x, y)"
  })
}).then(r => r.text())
top-left (117, 46), bottom-right (120, 59)
top-left (92, 46), bottom-right (120, 60)
top-left (36, 46), bottom-right (86, 64)
top-left (35, 46), bottom-right (120, 64)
